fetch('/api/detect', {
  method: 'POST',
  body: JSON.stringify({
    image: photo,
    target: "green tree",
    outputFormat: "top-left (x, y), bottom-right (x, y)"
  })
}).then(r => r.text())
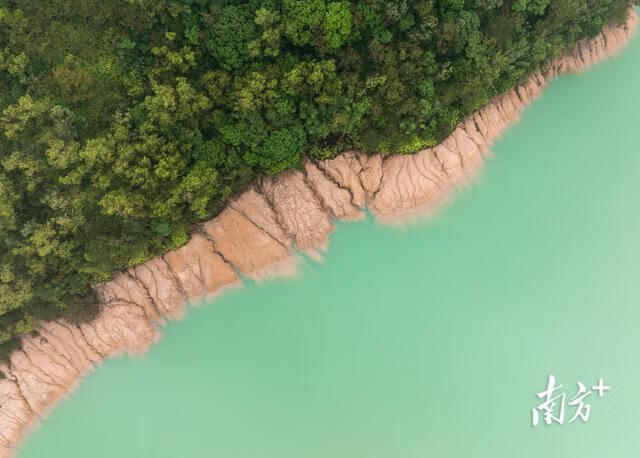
top-left (323, 2), bottom-right (353, 48)
top-left (283, 0), bottom-right (326, 46)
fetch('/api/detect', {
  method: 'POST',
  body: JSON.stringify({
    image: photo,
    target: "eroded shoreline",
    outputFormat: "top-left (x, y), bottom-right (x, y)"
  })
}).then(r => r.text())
top-left (0, 11), bottom-right (637, 458)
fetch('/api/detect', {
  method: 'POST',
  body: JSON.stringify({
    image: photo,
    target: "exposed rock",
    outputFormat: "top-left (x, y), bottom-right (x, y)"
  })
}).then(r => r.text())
top-left (131, 257), bottom-right (186, 321)
top-left (461, 117), bottom-right (491, 157)
top-left (370, 147), bottom-right (453, 221)
top-left (39, 322), bottom-right (101, 371)
top-left (95, 272), bottom-right (161, 324)
top-left (230, 189), bottom-right (292, 248)
top-left (434, 142), bottom-right (466, 186)
top-left (77, 300), bottom-right (156, 357)
top-left (163, 234), bottom-right (238, 300)
top-left (261, 170), bottom-right (333, 255)
top-left (317, 152), bottom-right (368, 208)
top-left (303, 162), bottom-right (363, 220)
top-left (202, 208), bottom-right (294, 279)
top-left (8, 349), bottom-right (68, 414)
top-left (448, 126), bottom-right (485, 177)
top-left (0, 375), bottom-right (32, 454)
top-left (356, 153), bottom-right (383, 197)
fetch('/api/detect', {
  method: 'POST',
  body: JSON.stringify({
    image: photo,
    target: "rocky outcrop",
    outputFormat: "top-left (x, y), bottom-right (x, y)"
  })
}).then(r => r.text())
top-left (261, 170), bottom-right (334, 257)
top-left (162, 234), bottom-right (238, 300)
top-left (303, 161), bottom-right (364, 221)
top-left (0, 11), bottom-right (636, 457)
top-left (200, 207), bottom-right (294, 280)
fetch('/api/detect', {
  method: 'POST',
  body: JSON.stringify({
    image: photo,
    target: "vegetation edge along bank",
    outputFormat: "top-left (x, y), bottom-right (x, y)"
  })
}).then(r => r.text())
top-left (0, 10), bottom-right (637, 457)
top-left (0, 1), bottom-right (637, 354)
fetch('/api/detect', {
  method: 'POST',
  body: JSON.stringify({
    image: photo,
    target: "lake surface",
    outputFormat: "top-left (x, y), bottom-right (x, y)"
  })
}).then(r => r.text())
top-left (18, 27), bottom-right (640, 458)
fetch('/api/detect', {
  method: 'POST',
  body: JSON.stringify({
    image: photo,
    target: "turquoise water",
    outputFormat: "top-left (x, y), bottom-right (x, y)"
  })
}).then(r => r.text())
top-left (18, 30), bottom-right (640, 458)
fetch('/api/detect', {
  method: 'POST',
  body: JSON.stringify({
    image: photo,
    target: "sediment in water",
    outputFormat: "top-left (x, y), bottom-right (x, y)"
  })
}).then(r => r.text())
top-left (0, 11), bottom-right (637, 458)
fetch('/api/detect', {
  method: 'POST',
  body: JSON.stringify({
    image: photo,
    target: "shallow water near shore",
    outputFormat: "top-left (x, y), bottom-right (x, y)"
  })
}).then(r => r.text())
top-left (18, 29), bottom-right (640, 458)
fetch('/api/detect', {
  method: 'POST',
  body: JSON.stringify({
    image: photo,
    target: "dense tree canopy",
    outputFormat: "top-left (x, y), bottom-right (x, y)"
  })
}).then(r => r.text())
top-left (0, 0), bottom-right (636, 357)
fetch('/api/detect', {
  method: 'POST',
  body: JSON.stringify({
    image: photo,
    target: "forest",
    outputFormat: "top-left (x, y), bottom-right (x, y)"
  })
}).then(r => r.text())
top-left (0, 0), bottom-right (636, 359)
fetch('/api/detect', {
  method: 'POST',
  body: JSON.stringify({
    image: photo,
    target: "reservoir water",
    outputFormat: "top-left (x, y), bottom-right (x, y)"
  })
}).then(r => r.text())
top-left (18, 28), bottom-right (640, 458)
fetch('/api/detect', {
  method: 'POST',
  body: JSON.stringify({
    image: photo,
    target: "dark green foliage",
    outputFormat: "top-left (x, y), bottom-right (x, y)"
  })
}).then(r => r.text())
top-left (207, 5), bottom-right (257, 71)
top-left (324, 2), bottom-right (353, 49)
top-left (283, 0), bottom-right (327, 46)
top-left (0, 0), bottom-right (636, 359)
